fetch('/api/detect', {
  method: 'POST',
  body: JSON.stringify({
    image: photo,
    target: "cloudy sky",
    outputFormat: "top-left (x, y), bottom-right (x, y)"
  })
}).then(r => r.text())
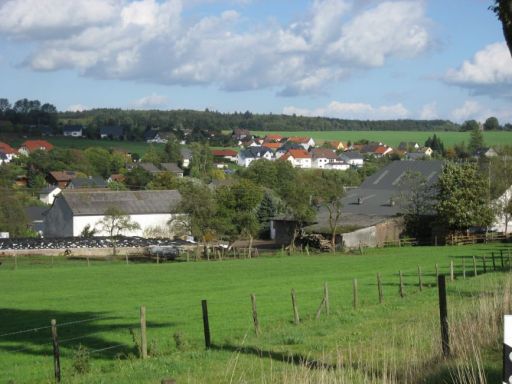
top-left (0, 0), bottom-right (510, 123)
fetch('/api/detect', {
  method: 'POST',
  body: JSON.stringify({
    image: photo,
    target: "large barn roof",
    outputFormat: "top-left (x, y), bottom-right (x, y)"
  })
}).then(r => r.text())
top-left (60, 190), bottom-right (181, 216)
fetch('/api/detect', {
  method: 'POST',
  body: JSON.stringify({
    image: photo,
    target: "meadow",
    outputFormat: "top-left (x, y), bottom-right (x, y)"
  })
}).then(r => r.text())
top-left (0, 244), bottom-right (510, 383)
top-left (252, 130), bottom-right (512, 148)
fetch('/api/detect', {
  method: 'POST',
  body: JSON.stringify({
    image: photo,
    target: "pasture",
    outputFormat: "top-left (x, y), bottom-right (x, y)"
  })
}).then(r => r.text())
top-left (0, 244), bottom-right (509, 383)
top-left (252, 130), bottom-right (512, 148)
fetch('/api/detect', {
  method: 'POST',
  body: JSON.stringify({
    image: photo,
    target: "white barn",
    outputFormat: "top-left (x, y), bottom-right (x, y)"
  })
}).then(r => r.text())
top-left (43, 190), bottom-right (182, 238)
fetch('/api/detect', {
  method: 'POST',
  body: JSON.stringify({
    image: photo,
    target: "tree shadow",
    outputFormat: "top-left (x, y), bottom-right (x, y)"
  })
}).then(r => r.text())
top-left (0, 308), bottom-right (174, 359)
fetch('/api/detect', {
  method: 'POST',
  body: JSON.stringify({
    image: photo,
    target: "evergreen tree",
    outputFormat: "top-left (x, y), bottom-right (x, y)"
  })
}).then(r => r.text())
top-left (256, 192), bottom-right (278, 238)
top-left (468, 127), bottom-right (485, 154)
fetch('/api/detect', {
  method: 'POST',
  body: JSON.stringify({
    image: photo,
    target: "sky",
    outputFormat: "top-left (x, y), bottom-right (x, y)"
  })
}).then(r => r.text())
top-left (0, 0), bottom-right (511, 123)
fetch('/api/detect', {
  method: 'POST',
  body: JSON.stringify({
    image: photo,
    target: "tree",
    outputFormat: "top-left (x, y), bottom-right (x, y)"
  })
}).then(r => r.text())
top-left (460, 120), bottom-right (480, 132)
top-left (468, 127), bottom-right (485, 154)
top-left (424, 134), bottom-right (444, 155)
top-left (189, 143), bottom-right (213, 180)
top-left (311, 171), bottom-right (346, 248)
top-left (256, 192), bottom-right (278, 238)
top-left (435, 162), bottom-right (494, 232)
top-left (483, 116), bottom-right (500, 131)
top-left (491, 0), bottom-right (512, 57)
top-left (0, 98), bottom-right (11, 114)
top-left (0, 192), bottom-right (30, 237)
top-left (163, 138), bottom-right (182, 163)
top-left (147, 172), bottom-right (180, 190)
top-left (95, 207), bottom-right (140, 257)
top-left (141, 145), bottom-right (162, 165)
top-left (124, 167), bottom-right (152, 190)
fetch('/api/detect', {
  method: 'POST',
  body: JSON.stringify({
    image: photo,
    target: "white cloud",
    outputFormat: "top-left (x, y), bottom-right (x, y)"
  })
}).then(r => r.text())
top-left (450, 100), bottom-right (512, 123)
top-left (283, 101), bottom-right (409, 120)
top-left (66, 104), bottom-right (89, 112)
top-left (444, 42), bottom-right (512, 98)
top-left (131, 94), bottom-right (170, 109)
top-left (0, 0), bottom-right (433, 95)
top-left (419, 102), bottom-right (438, 120)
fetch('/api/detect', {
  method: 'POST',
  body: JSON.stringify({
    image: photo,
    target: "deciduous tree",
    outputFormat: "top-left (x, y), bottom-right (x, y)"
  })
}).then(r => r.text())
top-left (95, 207), bottom-right (140, 257)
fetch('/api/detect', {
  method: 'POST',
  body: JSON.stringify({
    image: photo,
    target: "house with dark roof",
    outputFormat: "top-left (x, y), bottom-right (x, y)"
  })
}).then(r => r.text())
top-left (160, 163), bottom-right (184, 177)
top-left (339, 151), bottom-right (364, 167)
top-left (100, 126), bottom-right (125, 140)
top-left (43, 190), bottom-right (182, 238)
top-left (26, 206), bottom-right (48, 235)
top-left (62, 125), bottom-right (84, 137)
top-left (286, 136), bottom-right (315, 150)
top-left (144, 129), bottom-right (169, 144)
top-left (48, 171), bottom-right (79, 188)
top-left (180, 148), bottom-right (192, 168)
top-left (68, 176), bottom-right (108, 189)
top-left (138, 162), bottom-right (162, 175)
top-left (237, 147), bottom-right (273, 167)
top-left (39, 185), bottom-right (62, 205)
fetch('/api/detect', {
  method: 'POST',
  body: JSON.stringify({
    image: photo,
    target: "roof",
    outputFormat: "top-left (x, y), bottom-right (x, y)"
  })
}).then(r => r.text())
top-left (286, 149), bottom-right (311, 159)
top-left (0, 141), bottom-right (16, 154)
top-left (100, 126), bottom-right (124, 137)
top-left (109, 174), bottom-right (125, 182)
top-left (277, 142), bottom-right (304, 152)
top-left (240, 147), bottom-right (272, 158)
top-left (20, 140), bottom-right (54, 152)
top-left (138, 163), bottom-right (161, 174)
top-left (310, 148), bottom-right (337, 160)
top-left (25, 206), bottom-right (48, 222)
top-left (59, 190), bottom-right (181, 215)
top-left (69, 176), bottom-right (108, 188)
top-left (211, 149), bottom-right (238, 157)
top-left (49, 171), bottom-right (78, 182)
top-left (143, 129), bottom-right (159, 140)
top-left (39, 185), bottom-right (61, 194)
top-left (339, 151), bottom-right (363, 160)
top-left (262, 142), bottom-right (281, 150)
top-left (287, 136), bottom-right (312, 144)
top-left (264, 134), bottom-right (283, 141)
top-left (374, 146), bottom-right (391, 155)
top-left (180, 148), bottom-right (192, 159)
top-left (62, 125), bottom-right (83, 133)
top-left (160, 163), bottom-right (183, 173)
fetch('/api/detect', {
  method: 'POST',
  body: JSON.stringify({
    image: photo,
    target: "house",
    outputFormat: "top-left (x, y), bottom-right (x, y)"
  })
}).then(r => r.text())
top-left (48, 171), bottom-right (79, 188)
top-left (211, 149), bottom-right (238, 162)
top-left (262, 142), bottom-right (281, 151)
top-left (493, 185), bottom-right (512, 233)
top-left (275, 142), bottom-right (304, 159)
top-left (160, 163), bottom-right (184, 178)
top-left (474, 147), bottom-right (498, 158)
top-left (237, 147), bottom-right (273, 167)
top-left (43, 190), bottom-right (182, 238)
top-left (281, 149), bottom-right (312, 169)
top-left (339, 151), bottom-right (364, 167)
top-left (398, 142), bottom-right (420, 151)
top-left (108, 174), bottom-right (125, 183)
top-left (138, 163), bottom-right (162, 175)
top-left (180, 148), bottom-right (192, 168)
top-left (18, 140), bottom-right (54, 155)
top-left (360, 144), bottom-right (393, 157)
top-left (232, 128), bottom-right (251, 141)
top-left (27, 125), bottom-right (53, 137)
top-left (310, 148), bottom-right (337, 169)
top-left (62, 125), bottom-right (84, 137)
top-left (326, 161), bottom-right (350, 171)
top-left (287, 137), bottom-right (315, 150)
top-left (68, 176), bottom-right (108, 189)
top-left (39, 185), bottom-right (62, 205)
top-left (405, 152), bottom-right (427, 161)
top-left (0, 141), bottom-right (16, 163)
top-left (327, 140), bottom-right (346, 151)
top-left (144, 129), bottom-right (169, 144)
top-left (100, 126), bottom-right (125, 140)
top-left (264, 134), bottom-right (284, 143)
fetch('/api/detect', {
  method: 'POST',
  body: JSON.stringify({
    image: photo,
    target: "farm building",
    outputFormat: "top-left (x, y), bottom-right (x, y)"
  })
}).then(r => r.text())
top-left (43, 190), bottom-right (182, 238)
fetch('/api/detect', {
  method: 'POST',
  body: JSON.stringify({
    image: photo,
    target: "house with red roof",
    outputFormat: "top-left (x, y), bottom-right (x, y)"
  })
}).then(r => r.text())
top-left (18, 140), bottom-right (54, 156)
top-left (262, 142), bottom-right (281, 151)
top-left (0, 141), bottom-right (17, 163)
top-left (286, 136), bottom-right (315, 150)
top-left (211, 149), bottom-right (238, 162)
top-left (263, 134), bottom-right (284, 143)
top-left (281, 149), bottom-right (312, 169)
top-left (326, 140), bottom-right (347, 151)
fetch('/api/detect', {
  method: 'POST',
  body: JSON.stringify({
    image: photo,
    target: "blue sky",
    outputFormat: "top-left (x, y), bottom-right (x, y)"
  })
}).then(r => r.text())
top-left (0, 0), bottom-right (511, 123)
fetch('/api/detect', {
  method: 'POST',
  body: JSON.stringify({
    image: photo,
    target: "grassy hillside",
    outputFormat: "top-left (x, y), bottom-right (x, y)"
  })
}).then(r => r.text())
top-left (0, 244), bottom-right (509, 383)
top-left (253, 130), bottom-right (512, 148)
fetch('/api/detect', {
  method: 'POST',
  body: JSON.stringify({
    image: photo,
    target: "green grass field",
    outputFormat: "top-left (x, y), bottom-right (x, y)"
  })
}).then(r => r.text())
top-left (0, 244), bottom-right (509, 383)
top-left (253, 130), bottom-right (512, 148)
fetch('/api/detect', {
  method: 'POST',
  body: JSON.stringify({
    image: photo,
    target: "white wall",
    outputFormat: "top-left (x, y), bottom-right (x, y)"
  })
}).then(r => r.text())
top-left (493, 185), bottom-right (512, 233)
top-left (73, 213), bottom-right (176, 237)
top-left (40, 187), bottom-right (62, 205)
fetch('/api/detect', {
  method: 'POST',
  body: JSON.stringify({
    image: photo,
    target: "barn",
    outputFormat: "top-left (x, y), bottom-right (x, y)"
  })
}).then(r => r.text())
top-left (43, 190), bottom-right (182, 238)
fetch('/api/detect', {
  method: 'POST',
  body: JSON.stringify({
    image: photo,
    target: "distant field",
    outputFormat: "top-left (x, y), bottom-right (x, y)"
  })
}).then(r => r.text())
top-left (253, 130), bottom-right (512, 148)
top-left (0, 244), bottom-right (508, 383)
top-left (9, 137), bottom-right (163, 155)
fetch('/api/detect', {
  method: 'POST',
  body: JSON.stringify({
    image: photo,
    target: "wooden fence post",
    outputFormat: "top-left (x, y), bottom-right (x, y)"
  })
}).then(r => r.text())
top-left (462, 258), bottom-right (466, 279)
top-left (140, 306), bottom-right (147, 359)
top-left (86, 255), bottom-right (90, 267)
top-left (201, 300), bottom-right (211, 349)
top-left (51, 255), bottom-right (54, 267)
top-left (51, 319), bottom-right (61, 383)
top-left (377, 273), bottom-right (383, 304)
top-left (324, 282), bottom-right (330, 316)
top-left (438, 275), bottom-right (450, 357)
top-left (14, 254), bottom-right (17, 270)
top-left (353, 279), bottom-right (358, 309)
top-left (435, 263), bottom-right (439, 278)
top-left (250, 294), bottom-right (260, 336)
top-left (501, 249), bottom-right (504, 270)
top-left (418, 266), bottom-right (423, 291)
top-left (125, 253), bottom-right (129, 265)
top-left (450, 261), bottom-right (454, 281)
top-left (399, 271), bottom-right (404, 298)
top-left (482, 255), bottom-right (487, 273)
top-left (291, 289), bottom-right (300, 325)
top-left (473, 256), bottom-right (477, 277)
top-left (492, 252), bottom-right (496, 271)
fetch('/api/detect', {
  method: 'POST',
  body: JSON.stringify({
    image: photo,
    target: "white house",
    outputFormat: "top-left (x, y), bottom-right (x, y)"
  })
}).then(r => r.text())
top-left (237, 147), bottom-right (273, 167)
top-left (62, 125), bottom-right (83, 137)
top-left (326, 161), bottom-right (350, 171)
top-left (281, 149), bottom-right (312, 169)
top-left (493, 185), bottom-right (512, 234)
top-left (339, 152), bottom-right (364, 167)
top-left (287, 137), bottom-right (316, 150)
top-left (43, 190), bottom-right (182, 238)
top-left (310, 148), bottom-right (337, 169)
top-left (39, 186), bottom-right (62, 205)
top-left (0, 141), bottom-right (17, 163)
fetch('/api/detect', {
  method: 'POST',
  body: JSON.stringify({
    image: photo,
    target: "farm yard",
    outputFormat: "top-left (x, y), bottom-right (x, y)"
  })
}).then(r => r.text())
top-left (252, 130), bottom-right (512, 148)
top-left (0, 244), bottom-right (510, 383)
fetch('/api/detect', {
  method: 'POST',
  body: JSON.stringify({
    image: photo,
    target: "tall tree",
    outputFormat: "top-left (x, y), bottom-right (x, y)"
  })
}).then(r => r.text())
top-left (483, 116), bottom-right (500, 131)
top-left (468, 127), bottom-right (485, 154)
top-left (491, 0), bottom-right (512, 57)
top-left (189, 143), bottom-right (213, 180)
top-left (435, 162), bottom-right (494, 233)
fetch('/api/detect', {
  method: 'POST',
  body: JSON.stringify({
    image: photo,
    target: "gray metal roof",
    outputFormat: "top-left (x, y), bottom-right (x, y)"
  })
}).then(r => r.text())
top-left (160, 163), bottom-right (182, 173)
top-left (339, 151), bottom-right (363, 160)
top-left (61, 190), bottom-right (181, 215)
top-left (69, 177), bottom-right (108, 189)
